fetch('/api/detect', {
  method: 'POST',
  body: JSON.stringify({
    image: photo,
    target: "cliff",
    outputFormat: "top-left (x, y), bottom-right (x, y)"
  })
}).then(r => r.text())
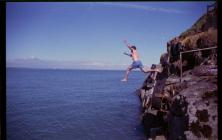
top-left (138, 3), bottom-right (217, 140)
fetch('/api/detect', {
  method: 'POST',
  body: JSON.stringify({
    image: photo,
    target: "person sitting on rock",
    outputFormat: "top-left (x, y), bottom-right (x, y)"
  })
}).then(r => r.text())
top-left (121, 40), bottom-right (160, 82)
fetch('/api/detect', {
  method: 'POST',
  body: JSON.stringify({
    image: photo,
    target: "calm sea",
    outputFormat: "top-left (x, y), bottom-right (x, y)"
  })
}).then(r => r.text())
top-left (6, 68), bottom-right (148, 140)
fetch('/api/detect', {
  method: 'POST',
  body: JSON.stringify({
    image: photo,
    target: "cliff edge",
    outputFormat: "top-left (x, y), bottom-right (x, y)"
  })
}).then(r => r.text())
top-left (138, 3), bottom-right (217, 140)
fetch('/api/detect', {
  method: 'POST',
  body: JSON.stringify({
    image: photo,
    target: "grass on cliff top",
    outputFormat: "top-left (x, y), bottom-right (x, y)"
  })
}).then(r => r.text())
top-left (180, 7), bottom-right (216, 38)
top-left (180, 13), bottom-right (207, 38)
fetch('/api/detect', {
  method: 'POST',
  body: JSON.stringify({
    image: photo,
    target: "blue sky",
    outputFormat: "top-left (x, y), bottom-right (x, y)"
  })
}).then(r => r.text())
top-left (6, 2), bottom-right (215, 70)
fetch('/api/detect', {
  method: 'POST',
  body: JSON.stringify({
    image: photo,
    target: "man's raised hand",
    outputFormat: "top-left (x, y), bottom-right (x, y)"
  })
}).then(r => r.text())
top-left (123, 40), bottom-right (132, 50)
top-left (123, 40), bottom-right (127, 45)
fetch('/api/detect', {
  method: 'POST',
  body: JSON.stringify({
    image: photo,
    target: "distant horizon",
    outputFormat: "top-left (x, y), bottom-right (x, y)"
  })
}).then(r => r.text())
top-left (6, 66), bottom-right (148, 72)
top-left (7, 2), bottom-right (214, 70)
top-left (6, 66), bottom-right (132, 71)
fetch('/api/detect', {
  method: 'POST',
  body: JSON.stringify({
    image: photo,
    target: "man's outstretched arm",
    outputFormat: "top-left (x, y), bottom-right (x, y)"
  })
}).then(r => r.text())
top-left (123, 52), bottom-right (132, 57)
top-left (124, 40), bottom-right (132, 50)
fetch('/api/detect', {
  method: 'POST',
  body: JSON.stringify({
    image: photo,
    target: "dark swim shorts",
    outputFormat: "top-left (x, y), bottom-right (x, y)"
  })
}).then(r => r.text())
top-left (131, 60), bottom-right (143, 69)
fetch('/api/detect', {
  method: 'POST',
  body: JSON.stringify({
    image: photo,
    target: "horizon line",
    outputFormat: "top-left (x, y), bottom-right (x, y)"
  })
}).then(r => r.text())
top-left (6, 66), bottom-right (131, 71)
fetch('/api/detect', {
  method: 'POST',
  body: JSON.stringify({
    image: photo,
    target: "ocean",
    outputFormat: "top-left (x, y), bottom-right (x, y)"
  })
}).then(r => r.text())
top-left (6, 68), bottom-right (148, 140)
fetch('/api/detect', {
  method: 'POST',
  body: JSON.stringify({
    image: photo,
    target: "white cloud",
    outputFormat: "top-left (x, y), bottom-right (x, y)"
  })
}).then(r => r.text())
top-left (96, 2), bottom-right (184, 14)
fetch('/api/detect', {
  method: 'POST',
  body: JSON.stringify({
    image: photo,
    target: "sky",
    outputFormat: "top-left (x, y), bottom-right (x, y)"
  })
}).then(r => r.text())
top-left (6, 2), bottom-right (215, 70)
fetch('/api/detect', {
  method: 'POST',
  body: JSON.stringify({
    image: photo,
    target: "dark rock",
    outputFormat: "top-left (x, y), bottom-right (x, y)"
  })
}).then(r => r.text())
top-left (202, 90), bottom-right (217, 100)
top-left (167, 95), bottom-right (189, 140)
top-left (201, 125), bottom-right (212, 138)
top-left (205, 101), bottom-right (210, 106)
top-left (196, 109), bottom-right (209, 122)
top-left (212, 115), bottom-right (216, 121)
top-left (168, 115), bottom-right (188, 140)
top-left (151, 97), bottom-right (162, 110)
top-left (142, 111), bottom-right (166, 138)
top-left (190, 121), bottom-right (202, 137)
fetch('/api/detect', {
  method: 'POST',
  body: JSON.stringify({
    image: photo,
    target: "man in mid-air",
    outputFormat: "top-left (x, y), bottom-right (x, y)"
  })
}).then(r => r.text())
top-left (121, 40), bottom-right (160, 82)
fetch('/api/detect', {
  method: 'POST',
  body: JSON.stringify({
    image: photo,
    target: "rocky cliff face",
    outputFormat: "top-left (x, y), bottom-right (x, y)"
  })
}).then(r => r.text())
top-left (139, 3), bottom-right (217, 140)
top-left (168, 5), bottom-right (217, 73)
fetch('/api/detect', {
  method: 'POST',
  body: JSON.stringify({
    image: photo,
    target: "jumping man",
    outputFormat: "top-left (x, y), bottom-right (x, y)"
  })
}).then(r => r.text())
top-left (121, 40), bottom-right (160, 82)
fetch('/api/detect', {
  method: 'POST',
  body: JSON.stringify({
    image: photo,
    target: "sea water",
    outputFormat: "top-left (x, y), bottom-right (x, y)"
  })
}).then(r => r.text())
top-left (7, 68), bottom-right (147, 140)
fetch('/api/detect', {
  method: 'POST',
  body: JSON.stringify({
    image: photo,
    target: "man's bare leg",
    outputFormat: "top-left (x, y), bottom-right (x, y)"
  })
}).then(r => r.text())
top-left (140, 67), bottom-right (147, 73)
top-left (121, 67), bottom-right (133, 81)
top-left (140, 67), bottom-right (161, 73)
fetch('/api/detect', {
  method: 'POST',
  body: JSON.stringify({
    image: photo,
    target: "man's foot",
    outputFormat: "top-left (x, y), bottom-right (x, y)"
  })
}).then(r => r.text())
top-left (121, 78), bottom-right (127, 82)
